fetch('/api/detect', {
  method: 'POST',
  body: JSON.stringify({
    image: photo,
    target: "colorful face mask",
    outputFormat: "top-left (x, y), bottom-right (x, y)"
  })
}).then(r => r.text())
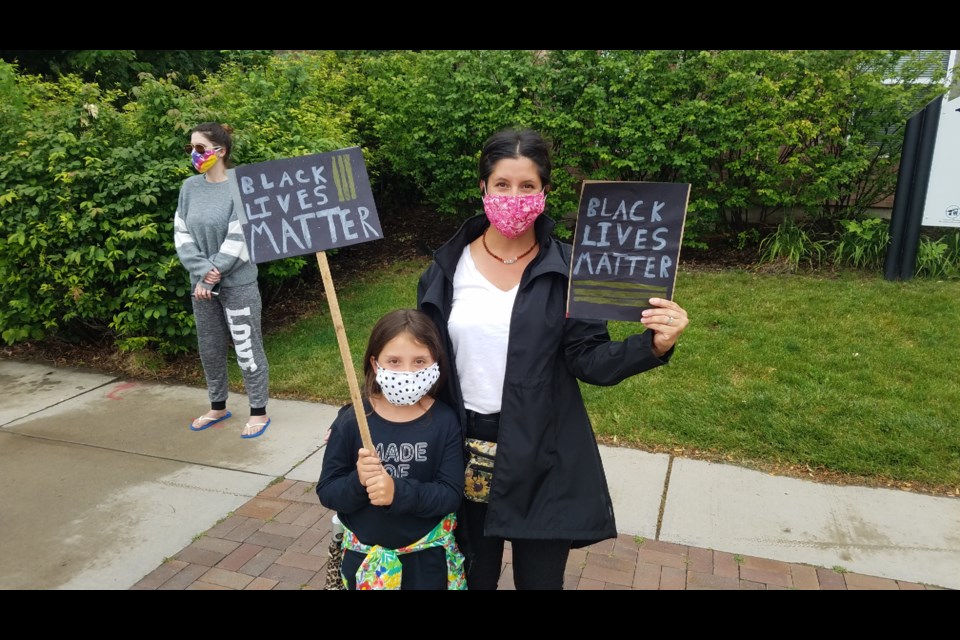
top-left (191, 148), bottom-right (219, 173)
top-left (375, 361), bottom-right (440, 406)
top-left (482, 189), bottom-right (546, 239)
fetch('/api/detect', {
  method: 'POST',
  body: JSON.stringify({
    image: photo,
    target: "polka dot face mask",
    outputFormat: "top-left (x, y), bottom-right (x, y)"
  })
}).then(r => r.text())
top-left (375, 361), bottom-right (440, 406)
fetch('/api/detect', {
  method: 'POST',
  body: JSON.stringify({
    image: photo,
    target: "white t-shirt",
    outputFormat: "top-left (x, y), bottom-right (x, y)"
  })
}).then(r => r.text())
top-left (448, 246), bottom-right (517, 414)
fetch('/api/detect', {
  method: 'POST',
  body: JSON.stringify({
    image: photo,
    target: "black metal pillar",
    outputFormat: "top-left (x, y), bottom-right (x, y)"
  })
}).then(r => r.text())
top-left (884, 97), bottom-right (943, 281)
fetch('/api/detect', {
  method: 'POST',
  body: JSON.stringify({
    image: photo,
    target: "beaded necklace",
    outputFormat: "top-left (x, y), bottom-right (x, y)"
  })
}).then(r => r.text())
top-left (481, 228), bottom-right (538, 265)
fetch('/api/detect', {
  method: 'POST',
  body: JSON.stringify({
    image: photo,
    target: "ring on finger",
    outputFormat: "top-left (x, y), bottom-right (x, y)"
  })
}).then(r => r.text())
top-left (667, 315), bottom-right (675, 325)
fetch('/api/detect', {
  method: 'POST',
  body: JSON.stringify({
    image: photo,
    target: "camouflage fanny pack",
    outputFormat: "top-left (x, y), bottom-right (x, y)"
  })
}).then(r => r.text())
top-left (464, 438), bottom-right (497, 503)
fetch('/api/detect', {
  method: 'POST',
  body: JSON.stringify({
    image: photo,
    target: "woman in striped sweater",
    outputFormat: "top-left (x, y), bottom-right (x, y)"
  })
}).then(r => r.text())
top-left (174, 122), bottom-right (272, 439)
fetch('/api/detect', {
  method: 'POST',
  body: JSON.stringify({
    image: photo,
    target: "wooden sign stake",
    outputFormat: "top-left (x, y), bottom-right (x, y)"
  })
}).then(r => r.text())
top-left (315, 250), bottom-right (374, 451)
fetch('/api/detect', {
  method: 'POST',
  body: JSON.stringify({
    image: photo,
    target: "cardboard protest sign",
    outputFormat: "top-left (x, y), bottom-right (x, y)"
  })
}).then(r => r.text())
top-left (567, 181), bottom-right (690, 322)
top-left (229, 146), bottom-right (382, 264)
top-left (228, 146), bottom-right (382, 451)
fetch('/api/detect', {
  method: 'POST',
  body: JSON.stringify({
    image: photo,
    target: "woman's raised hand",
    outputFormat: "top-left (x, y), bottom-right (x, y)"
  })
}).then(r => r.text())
top-left (641, 297), bottom-right (689, 357)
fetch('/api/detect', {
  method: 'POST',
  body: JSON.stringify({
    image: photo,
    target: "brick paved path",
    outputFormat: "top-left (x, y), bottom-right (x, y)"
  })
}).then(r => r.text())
top-left (131, 480), bottom-right (941, 590)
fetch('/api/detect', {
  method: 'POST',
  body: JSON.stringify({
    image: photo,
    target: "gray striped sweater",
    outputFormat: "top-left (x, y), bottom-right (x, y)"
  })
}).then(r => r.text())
top-left (174, 172), bottom-right (258, 290)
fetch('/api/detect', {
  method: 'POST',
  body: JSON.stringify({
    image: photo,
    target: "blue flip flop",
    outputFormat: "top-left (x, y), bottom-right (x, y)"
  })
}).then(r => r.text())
top-left (189, 411), bottom-right (232, 431)
top-left (241, 418), bottom-right (271, 439)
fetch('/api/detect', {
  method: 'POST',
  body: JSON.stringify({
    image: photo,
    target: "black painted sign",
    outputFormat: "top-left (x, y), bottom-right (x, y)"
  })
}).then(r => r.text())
top-left (567, 181), bottom-right (690, 322)
top-left (229, 147), bottom-right (382, 264)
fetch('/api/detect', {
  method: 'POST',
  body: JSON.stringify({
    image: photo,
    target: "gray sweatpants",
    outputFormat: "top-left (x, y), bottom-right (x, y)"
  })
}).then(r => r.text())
top-left (191, 281), bottom-right (270, 411)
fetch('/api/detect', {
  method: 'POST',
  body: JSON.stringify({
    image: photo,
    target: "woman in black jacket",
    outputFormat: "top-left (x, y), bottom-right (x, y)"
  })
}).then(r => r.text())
top-left (416, 127), bottom-right (690, 590)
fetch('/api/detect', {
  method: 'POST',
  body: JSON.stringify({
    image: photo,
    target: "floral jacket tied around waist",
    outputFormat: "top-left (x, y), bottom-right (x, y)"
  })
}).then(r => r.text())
top-left (341, 513), bottom-right (466, 590)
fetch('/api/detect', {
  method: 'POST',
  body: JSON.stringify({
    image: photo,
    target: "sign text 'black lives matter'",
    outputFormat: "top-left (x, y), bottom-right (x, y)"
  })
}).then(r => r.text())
top-left (230, 147), bottom-right (382, 264)
top-left (567, 181), bottom-right (690, 322)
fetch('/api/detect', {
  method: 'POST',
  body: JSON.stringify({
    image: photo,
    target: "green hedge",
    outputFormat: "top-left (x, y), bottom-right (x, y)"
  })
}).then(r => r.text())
top-left (0, 52), bottom-right (356, 354)
top-left (360, 50), bottom-right (947, 242)
top-left (0, 50), bottom-right (951, 354)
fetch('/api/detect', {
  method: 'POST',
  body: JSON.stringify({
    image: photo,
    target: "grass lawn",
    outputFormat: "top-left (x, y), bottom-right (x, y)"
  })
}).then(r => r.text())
top-left (229, 259), bottom-right (960, 495)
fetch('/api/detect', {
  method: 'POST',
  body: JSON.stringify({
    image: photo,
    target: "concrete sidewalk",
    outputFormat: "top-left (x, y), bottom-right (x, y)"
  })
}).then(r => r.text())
top-left (1, 358), bottom-right (957, 590)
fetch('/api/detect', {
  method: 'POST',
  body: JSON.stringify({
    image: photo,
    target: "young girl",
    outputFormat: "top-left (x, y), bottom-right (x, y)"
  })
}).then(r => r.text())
top-left (316, 309), bottom-right (466, 590)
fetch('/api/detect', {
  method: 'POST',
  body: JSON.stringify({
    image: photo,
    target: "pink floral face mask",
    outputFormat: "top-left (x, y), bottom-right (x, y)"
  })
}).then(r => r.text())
top-left (481, 188), bottom-right (546, 239)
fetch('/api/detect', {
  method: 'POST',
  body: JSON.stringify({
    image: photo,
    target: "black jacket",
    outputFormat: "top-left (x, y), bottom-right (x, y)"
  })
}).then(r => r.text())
top-left (417, 214), bottom-right (672, 547)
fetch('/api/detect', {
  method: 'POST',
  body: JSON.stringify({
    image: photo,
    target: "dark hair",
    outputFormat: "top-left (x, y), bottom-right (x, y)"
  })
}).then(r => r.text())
top-left (191, 122), bottom-right (235, 167)
top-left (478, 128), bottom-right (552, 190)
top-left (362, 309), bottom-right (446, 400)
